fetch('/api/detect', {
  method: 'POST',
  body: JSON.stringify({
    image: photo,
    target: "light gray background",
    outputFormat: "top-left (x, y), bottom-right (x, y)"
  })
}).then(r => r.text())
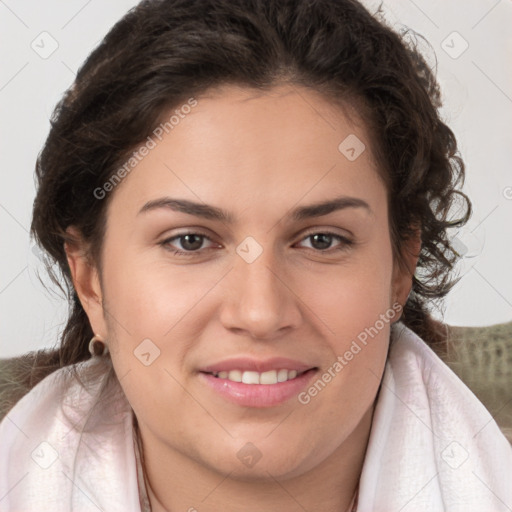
top-left (1, 0), bottom-right (511, 358)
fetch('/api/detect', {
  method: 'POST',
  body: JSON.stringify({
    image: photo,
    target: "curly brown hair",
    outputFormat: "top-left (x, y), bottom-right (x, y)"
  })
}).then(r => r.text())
top-left (27, 0), bottom-right (469, 382)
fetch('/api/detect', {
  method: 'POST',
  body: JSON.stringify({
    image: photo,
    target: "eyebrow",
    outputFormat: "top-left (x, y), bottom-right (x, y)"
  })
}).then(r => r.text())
top-left (138, 195), bottom-right (372, 223)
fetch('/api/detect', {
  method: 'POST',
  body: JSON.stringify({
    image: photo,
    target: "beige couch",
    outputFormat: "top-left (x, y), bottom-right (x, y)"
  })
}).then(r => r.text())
top-left (444, 321), bottom-right (512, 442)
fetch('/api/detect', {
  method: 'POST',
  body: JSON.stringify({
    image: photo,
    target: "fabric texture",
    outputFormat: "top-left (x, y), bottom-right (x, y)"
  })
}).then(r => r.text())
top-left (0, 324), bottom-right (511, 511)
top-left (357, 324), bottom-right (512, 511)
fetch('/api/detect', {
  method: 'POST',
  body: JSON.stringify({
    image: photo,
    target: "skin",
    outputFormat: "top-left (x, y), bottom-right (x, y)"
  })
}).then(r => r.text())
top-left (66, 83), bottom-right (418, 512)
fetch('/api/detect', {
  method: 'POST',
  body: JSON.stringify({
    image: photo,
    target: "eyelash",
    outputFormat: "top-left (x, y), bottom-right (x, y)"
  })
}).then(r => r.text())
top-left (159, 230), bottom-right (354, 257)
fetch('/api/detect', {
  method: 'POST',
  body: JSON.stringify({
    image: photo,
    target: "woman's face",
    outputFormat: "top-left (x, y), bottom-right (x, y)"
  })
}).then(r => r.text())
top-left (72, 84), bottom-right (414, 480)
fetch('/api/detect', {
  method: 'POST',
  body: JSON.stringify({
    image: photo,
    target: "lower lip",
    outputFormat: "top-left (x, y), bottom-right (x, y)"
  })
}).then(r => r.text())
top-left (199, 369), bottom-right (317, 408)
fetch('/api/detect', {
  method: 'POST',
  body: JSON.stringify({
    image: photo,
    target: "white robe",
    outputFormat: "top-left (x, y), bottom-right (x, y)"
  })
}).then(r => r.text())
top-left (1, 324), bottom-right (511, 511)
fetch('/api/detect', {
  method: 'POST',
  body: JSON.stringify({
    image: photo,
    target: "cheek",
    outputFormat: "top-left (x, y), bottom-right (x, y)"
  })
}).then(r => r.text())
top-left (99, 255), bottom-right (211, 436)
top-left (102, 247), bottom-right (221, 338)
top-left (296, 238), bottom-right (394, 346)
top-left (292, 235), bottom-right (394, 413)
top-left (99, 248), bottom-right (229, 403)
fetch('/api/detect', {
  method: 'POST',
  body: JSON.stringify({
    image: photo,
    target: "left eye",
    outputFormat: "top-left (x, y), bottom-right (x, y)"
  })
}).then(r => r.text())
top-left (296, 232), bottom-right (351, 252)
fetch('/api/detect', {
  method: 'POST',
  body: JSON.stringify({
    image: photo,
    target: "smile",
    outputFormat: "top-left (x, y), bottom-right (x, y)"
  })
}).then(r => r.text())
top-left (200, 367), bottom-right (318, 408)
top-left (209, 368), bottom-right (305, 384)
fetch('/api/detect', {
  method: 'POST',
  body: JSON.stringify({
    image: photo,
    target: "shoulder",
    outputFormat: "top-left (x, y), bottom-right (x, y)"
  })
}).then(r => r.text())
top-left (389, 322), bottom-right (512, 443)
top-left (360, 324), bottom-right (512, 510)
top-left (0, 356), bottom-right (137, 509)
top-left (0, 349), bottom-right (110, 421)
top-left (0, 348), bottom-right (73, 421)
top-left (0, 355), bottom-right (116, 445)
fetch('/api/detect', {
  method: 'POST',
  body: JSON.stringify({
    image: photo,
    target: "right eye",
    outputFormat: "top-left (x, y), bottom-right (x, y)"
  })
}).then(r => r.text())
top-left (160, 232), bottom-right (219, 256)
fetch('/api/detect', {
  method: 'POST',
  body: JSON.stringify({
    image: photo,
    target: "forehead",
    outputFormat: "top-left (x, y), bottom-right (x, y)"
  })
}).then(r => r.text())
top-left (107, 83), bottom-right (386, 223)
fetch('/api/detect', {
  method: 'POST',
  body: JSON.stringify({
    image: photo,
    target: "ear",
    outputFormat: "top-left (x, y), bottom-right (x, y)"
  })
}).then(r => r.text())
top-left (391, 229), bottom-right (421, 312)
top-left (64, 227), bottom-right (108, 337)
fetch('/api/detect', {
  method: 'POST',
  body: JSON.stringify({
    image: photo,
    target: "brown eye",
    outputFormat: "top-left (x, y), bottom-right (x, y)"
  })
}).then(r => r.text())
top-left (296, 231), bottom-right (353, 253)
top-left (160, 232), bottom-right (218, 255)
top-left (309, 233), bottom-right (334, 250)
top-left (177, 234), bottom-right (205, 251)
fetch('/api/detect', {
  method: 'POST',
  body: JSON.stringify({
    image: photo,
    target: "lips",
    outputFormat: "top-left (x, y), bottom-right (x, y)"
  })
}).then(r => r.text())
top-left (198, 357), bottom-right (318, 407)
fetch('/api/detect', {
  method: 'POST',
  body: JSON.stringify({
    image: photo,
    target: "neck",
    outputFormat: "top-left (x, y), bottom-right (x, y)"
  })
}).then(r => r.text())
top-left (138, 405), bottom-right (374, 512)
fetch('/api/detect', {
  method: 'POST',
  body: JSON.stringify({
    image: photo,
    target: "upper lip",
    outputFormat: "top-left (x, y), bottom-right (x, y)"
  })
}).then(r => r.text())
top-left (199, 357), bottom-right (317, 374)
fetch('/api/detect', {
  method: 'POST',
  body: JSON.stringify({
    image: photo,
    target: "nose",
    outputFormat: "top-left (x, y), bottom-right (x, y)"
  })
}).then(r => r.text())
top-left (219, 246), bottom-right (303, 340)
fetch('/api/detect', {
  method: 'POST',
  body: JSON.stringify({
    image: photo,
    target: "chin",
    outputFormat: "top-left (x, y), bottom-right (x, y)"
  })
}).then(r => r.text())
top-left (195, 434), bottom-right (327, 482)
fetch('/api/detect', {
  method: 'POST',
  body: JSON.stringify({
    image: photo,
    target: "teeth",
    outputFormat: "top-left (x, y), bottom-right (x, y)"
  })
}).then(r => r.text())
top-left (260, 370), bottom-right (277, 385)
top-left (241, 371), bottom-right (260, 384)
top-left (227, 370), bottom-right (242, 382)
top-left (214, 369), bottom-right (303, 384)
top-left (277, 369), bottom-right (288, 382)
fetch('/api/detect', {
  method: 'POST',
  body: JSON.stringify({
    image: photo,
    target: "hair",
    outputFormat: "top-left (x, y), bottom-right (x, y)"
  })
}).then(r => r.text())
top-left (9, 0), bottom-right (472, 406)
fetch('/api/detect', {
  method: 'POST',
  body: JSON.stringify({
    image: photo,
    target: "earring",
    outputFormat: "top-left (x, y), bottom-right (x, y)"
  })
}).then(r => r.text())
top-left (88, 334), bottom-right (109, 357)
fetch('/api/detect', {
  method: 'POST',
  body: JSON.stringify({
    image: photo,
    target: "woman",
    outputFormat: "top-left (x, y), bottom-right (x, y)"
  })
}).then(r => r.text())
top-left (1, 0), bottom-right (510, 510)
